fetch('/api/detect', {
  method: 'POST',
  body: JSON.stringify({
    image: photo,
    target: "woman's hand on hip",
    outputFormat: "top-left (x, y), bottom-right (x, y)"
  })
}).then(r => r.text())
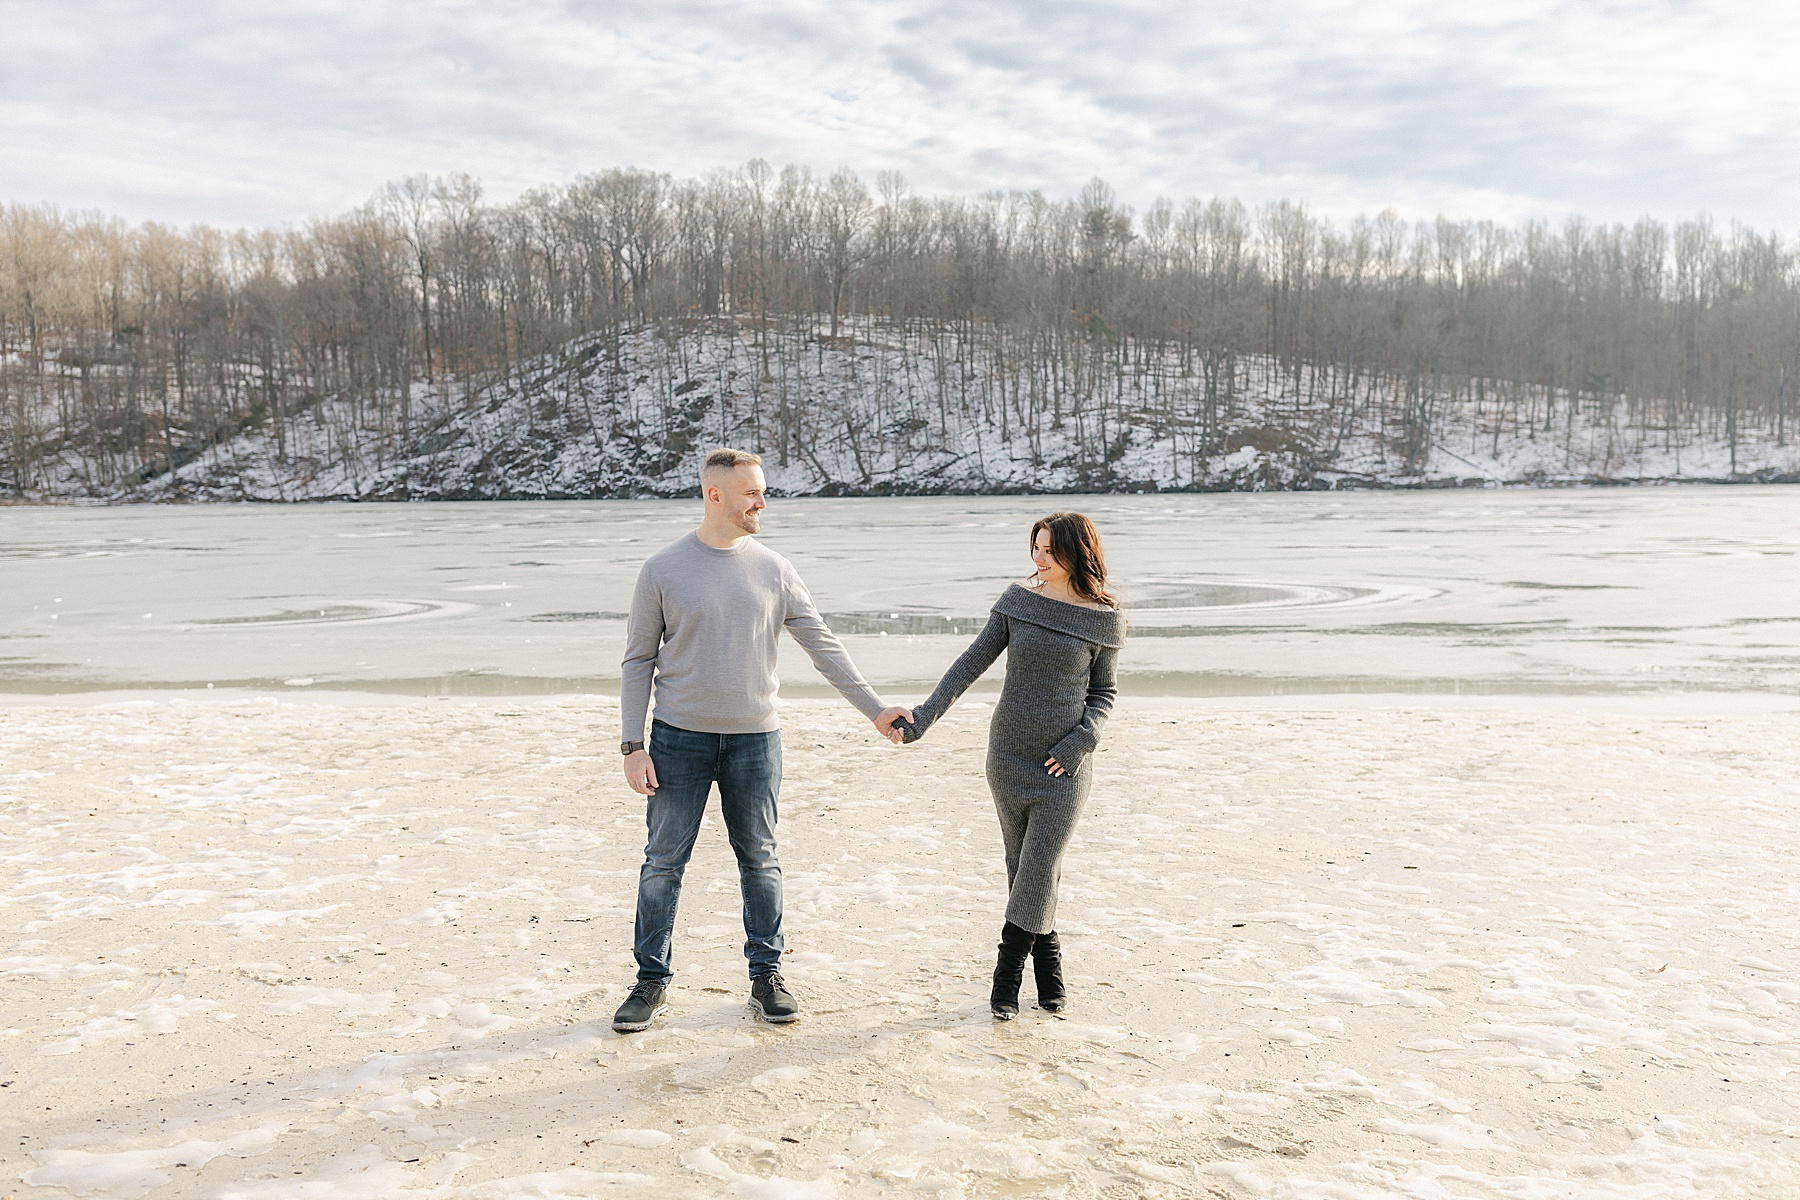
top-left (1044, 756), bottom-right (1068, 777)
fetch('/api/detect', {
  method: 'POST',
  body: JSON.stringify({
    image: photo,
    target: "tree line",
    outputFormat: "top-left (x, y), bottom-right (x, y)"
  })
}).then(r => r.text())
top-left (3, 162), bottom-right (1797, 497)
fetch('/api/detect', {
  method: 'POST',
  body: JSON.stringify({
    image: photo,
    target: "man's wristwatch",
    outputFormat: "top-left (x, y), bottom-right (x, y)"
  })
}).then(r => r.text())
top-left (621, 740), bottom-right (645, 756)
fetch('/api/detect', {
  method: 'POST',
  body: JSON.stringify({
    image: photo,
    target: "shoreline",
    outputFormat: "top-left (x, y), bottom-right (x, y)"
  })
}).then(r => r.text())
top-left (7, 473), bottom-right (1800, 507)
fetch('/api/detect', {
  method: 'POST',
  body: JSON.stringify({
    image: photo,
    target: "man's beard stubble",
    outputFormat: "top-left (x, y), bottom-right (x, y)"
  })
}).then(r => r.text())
top-left (734, 510), bottom-right (762, 534)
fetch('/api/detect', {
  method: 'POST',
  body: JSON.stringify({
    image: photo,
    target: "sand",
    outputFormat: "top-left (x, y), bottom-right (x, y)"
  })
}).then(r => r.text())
top-left (3, 695), bottom-right (1799, 1199)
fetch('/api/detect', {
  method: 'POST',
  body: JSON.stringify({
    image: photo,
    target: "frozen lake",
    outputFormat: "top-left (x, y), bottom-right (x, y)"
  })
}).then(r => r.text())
top-left (3, 487), bottom-right (1797, 702)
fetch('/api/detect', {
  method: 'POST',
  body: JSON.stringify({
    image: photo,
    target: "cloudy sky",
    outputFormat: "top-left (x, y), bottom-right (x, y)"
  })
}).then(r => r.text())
top-left (4, 0), bottom-right (1795, 231)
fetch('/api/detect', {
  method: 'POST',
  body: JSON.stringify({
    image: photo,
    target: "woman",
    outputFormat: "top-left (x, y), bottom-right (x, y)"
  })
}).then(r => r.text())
top-left (898, 512), bottom-right (1126, 1018)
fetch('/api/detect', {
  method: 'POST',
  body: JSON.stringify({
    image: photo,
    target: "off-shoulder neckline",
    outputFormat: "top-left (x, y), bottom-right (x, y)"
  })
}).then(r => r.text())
top-left (995, 584), bottom-right (1128, 648)
top-left (1013, 580), bottom-right (1117, 611)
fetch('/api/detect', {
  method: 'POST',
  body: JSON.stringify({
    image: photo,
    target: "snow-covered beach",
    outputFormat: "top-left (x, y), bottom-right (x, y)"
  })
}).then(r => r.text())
top-left (6, 695), bottom-right (1799, 1198)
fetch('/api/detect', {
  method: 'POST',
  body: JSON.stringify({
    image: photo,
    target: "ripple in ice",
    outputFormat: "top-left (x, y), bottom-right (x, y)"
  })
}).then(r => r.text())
top-left (0, 541), bottom-right (137, 559)
top-left (187, 600), bottom-right (473, 628)
top-left (1127, 579), bottom-right (1442, 612)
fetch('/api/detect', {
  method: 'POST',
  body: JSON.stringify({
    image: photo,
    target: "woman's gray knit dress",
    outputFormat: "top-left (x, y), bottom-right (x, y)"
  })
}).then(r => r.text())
top-left (905, 583), bottom-right (1126, 934)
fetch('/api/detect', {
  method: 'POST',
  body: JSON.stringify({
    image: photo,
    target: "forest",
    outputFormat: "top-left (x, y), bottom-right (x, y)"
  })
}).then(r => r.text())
top-left (3, 163), bottom-right (1797, 500)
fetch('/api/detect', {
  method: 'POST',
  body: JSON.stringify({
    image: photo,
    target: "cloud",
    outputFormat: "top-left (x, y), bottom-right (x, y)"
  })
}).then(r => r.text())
top-left (1, 0), bottom-right (1795, 231)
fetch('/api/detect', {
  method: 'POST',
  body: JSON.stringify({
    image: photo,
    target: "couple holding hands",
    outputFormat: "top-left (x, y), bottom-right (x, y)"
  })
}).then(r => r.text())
top-left (612, 448), bottom-right (1126, 1033)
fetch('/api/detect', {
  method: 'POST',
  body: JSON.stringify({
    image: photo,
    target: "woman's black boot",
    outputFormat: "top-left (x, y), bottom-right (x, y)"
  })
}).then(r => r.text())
top-left (990, 921), bottom-right (1034, 1020)
top-left (1032, 930), bottom-right (1066, 1012)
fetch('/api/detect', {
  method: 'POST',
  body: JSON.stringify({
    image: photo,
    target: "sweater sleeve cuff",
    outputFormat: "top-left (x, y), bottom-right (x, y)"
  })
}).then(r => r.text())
top-left (1048, 725), bottom-right (1098, 775)
top-left (902, 699), bottom-right (938, 743)
top-left (620, 700), bottom-right (650, 743)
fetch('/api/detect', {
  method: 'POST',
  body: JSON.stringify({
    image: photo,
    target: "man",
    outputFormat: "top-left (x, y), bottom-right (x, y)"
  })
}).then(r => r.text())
top-left (612, 447), bottom-right (911, 1032)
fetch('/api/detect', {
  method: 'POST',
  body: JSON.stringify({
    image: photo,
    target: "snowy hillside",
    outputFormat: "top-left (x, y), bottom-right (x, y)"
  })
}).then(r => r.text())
top-left (22, 320), bottom-right (1800, 502)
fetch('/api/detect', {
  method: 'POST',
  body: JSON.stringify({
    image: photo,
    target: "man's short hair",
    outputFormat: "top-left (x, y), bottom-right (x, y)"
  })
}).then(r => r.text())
top-left (702, 447), bottom-right (762, 482)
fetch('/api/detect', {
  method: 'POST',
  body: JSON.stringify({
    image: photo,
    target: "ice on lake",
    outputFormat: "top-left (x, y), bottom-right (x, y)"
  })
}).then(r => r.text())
top-left (5, 486), bottom-right (1799, 701)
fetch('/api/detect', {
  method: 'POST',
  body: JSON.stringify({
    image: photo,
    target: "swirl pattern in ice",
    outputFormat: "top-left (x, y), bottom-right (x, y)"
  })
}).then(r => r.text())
top-left (188, 600), bottom-right (472, 628)
top-left (1126, 579), bottom-right (1441, 612)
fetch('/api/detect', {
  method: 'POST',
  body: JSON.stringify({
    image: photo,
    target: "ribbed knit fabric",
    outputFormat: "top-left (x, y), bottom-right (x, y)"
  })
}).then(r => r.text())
top-left (905, 583), bottom-right (1125, 932)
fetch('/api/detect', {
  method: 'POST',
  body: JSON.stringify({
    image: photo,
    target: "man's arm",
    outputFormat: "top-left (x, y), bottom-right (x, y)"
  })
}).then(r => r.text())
top-left (620, 563), bottom-right (663, 794)
top-left (782, 568), bottom-right (908, 737)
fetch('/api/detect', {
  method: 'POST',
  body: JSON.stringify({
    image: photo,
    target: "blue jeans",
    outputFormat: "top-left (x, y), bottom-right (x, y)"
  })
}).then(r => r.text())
top-left (633, 719), bottom-right (784, 984)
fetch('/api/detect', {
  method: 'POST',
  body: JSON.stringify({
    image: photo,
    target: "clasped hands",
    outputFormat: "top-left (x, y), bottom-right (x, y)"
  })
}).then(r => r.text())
top-left (872, 706), bottom-right (1068, 776)
top-left (625, 707), bottom-right (1063, 797)
top-left (872, 706), bottom-right (913, 745)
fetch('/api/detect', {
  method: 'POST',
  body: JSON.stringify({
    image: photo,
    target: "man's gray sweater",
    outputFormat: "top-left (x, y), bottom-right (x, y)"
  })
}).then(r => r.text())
top-left (620, 531), bottom-right (884, 741)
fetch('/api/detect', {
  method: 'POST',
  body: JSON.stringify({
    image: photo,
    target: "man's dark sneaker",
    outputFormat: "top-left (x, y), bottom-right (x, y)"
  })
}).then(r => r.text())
top-left (612, 981), bottom-right (669, 1032)
top-left (748, 973), bottom-right (801, 1023)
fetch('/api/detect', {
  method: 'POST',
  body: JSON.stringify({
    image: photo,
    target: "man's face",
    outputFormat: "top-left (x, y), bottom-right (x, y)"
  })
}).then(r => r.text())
top-left (711, 465), bottom-right (767, 534)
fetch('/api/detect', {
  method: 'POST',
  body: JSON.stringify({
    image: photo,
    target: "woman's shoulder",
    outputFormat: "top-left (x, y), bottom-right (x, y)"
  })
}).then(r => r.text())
top-left (995, 579), bottom-right (1031, 602)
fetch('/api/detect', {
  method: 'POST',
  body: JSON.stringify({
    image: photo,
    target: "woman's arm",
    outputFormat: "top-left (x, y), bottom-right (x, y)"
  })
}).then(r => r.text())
top-left (1045, 645), bottom-right (1119, 775)
top-left (901, 614), bottom-right (1010, 742)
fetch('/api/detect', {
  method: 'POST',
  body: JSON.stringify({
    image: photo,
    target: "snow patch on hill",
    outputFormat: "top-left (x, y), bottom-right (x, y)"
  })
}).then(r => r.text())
top-left (26, 323), bottom-right (1800, 501)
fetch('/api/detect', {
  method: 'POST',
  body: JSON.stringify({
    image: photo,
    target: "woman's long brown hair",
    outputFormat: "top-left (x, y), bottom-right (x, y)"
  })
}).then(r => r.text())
top-left (1031, 512), bottom-right (1118, 609)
